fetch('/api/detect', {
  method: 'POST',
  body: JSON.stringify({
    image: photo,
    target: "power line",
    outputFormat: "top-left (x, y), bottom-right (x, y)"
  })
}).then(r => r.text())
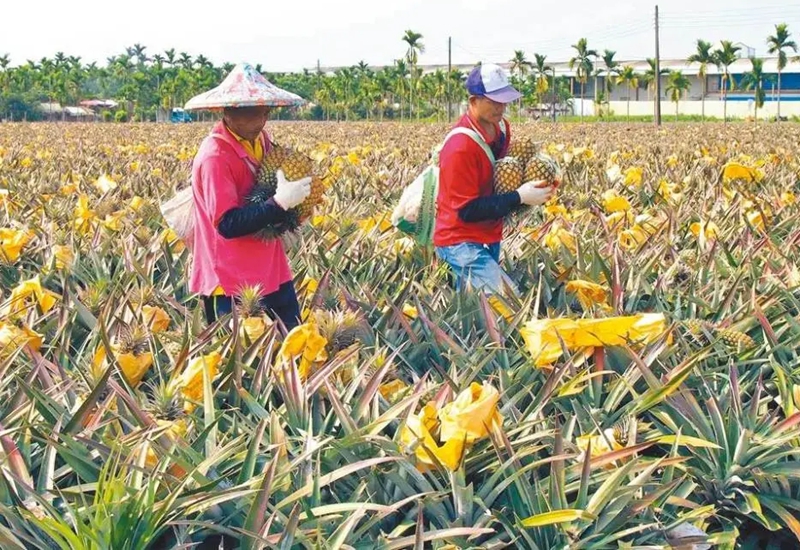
top-left (661, 19), bottom-right (800, 31)
top-left (662, 14), bottom-right (800, 25)
top-left (662, 3), bottom-right (798, 17)
top-left (469, 20), bottom-right (653, 55)
top-left (310, 4), bottom-right (800, 73)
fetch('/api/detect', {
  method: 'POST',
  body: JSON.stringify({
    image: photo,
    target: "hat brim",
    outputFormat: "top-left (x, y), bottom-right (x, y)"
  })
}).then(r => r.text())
top-left (183, 63), bottom-right (306, 111)
top-left (184, 96), bottom-right (303, 111)
top-left (484, 86), bottom-right (522, 104)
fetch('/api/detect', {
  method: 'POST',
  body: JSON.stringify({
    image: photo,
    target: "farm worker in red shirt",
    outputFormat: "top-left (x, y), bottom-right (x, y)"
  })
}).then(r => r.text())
top-left (434, 63), bottom-right (556, 296)
top-left (183, 63), bottom-right (310, 331)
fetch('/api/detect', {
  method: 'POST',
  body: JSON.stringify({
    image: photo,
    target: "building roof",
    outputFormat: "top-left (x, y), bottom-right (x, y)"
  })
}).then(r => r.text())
top-left (80, 99), bottom-right (118, 108)
top-left (38, 102), bottom-right (62, 113)
top-left (64, 106), bottom-right (95, 117)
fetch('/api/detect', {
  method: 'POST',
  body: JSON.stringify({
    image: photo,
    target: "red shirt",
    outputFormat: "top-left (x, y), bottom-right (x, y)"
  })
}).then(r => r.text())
top-left (189, 121), bottom-right (292, 297)
top-left (433, 113), bottom-right (510, 247)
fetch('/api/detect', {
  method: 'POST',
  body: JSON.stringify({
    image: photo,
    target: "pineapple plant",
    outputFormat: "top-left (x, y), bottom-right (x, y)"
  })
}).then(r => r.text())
top-left (80, 278), bottom-right (111, 315)
top-left (144, 380), bottom-right (188, 438)
top-left (246, 142), bottom-right (325, 240)
top-left (313, 308), bottom-right (371, 356)
top-left (235, 284), bottom-right (272, 341)
top-left (112, 323), bottom-right (154, 387)
top-left (3, 118), bottom-right (800, 549)
top-left (141, 380), bottom-right (189, 474)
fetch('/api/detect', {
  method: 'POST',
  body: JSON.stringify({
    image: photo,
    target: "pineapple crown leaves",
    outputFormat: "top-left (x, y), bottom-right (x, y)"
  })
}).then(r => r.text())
top-left (114, 322), bottom-right (151, 355)
top-left (141, 378), bottom-right (185, 421)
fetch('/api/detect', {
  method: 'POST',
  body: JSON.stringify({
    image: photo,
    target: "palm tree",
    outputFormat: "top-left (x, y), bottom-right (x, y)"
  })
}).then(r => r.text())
top-left (402, 30), bottom-right (424, 119)
top-left (164, 49), bottom-right (176, 67)
top-left (687, 39), bottom-right (714, 120)
top-left (509, 50), bottom-right (532, 119)
top-left (666, 70), bottom-right (690, 120)
top-left (601, 50), bottom-right (619, 115)
top-left (741, 57), bottom-right (770, 122)
top-left (642, 58), bottom-right (668, 100)
top-left (131, 44), bottom-right (148, 66)
top-left (713, 41), bottom-right (741, 123)
top-left (767, 23), bottom-right (797, 119)
top-left (616, 66), bottom-right (639, 121)
top-left (531, 53), bottom-right (552, 112)
top-left (568, 38), bottom-right (597, 120)
top-left (394, 59), bottom-right (410, 120)
top-left (178, 52), bottom-right (193, 70)
top-left (195, 55), bottom-right (211, 69)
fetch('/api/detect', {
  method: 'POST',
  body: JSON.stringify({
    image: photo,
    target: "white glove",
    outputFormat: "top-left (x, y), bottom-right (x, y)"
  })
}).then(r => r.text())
top-left (516, 180), bottom-right (556, 206)
top-left (273, 169), bottom-right (311, 210)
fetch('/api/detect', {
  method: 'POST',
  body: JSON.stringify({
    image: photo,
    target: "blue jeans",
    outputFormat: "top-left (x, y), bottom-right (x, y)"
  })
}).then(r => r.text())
top-left (435, 242), bottom-right (519, 296)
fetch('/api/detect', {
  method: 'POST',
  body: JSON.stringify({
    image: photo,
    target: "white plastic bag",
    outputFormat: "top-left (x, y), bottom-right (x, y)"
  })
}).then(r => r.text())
top-left (160, 186), bottom-right (195, 242)
top-left (390, 166), bottom-right (432, 226)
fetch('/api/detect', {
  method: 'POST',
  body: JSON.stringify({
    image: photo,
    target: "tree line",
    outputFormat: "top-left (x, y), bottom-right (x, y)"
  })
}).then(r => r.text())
top-left (0, 25), bottom-right (796, 122)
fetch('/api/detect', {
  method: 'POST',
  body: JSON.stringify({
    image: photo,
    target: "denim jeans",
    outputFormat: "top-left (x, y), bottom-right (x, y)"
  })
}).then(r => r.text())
top-left (435, 242), bottom-right (519, 296)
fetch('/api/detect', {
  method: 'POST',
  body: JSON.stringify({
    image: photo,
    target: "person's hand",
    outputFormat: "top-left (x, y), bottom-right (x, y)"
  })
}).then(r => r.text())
top-left (273, 169), bottom-right (311, 210)
top-left (516, 180), bottom-right (556, 206)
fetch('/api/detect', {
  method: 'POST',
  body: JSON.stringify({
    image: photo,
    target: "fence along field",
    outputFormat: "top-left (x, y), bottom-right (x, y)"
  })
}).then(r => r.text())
top-left (0, 120), bottom-right (800, 548)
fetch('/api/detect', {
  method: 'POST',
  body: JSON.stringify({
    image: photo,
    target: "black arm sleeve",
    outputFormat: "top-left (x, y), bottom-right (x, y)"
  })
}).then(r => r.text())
top-left (458, 192), bottom-right (521, 223)
top-left (217, 199), bottom-right (289, 239)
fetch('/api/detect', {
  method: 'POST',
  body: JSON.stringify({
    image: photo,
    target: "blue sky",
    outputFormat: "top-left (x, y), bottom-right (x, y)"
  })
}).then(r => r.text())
top-left (4, 0), bottom-right (799, 71)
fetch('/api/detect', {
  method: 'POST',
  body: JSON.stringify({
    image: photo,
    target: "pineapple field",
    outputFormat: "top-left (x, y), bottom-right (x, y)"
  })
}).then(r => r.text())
top-left (1, 120), bottom-right (800, 549)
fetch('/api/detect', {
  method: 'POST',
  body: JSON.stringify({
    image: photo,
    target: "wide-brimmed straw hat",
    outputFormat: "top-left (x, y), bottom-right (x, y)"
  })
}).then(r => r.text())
top-left (184, 62), bottom-right (305, 111)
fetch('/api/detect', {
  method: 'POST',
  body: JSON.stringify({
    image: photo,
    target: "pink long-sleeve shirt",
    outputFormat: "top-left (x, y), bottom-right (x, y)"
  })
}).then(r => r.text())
top-left (188, 121), bottom-right (292, 297)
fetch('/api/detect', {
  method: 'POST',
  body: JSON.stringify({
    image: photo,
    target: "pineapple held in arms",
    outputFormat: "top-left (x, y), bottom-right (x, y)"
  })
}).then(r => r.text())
top-left (524, 153), bottom-right (561, 188)
top-left (494, 145), bottom-right (561, 216)
top-left (507, 136), bottom-right (539, 166)
top-left (246, 144), bottom-right (325, 240)
top-left (492, 157), bottom-right (524, 194)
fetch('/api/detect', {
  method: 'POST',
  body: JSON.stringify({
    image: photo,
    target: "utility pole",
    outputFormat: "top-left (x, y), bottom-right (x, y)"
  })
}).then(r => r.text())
top-left (552, 66), bottom-right (557, 122)
top-left (654, 4), bottom-right (662, 126)
top-left (447, 36), bottom-right (452, 122)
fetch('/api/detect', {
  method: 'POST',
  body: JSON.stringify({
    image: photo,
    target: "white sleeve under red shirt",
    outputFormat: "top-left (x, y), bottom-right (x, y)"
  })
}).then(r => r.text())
top-left (433, 114), bottom-right (520, 247)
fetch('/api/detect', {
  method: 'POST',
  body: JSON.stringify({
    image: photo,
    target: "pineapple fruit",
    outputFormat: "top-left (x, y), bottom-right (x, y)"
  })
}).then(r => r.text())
top-left (507, 136), bottom-right (539, 165)
top-left (493, 157), bottom-right (524, 194)
top-left (611, 417), bottom-right (648, 447)
top-left (524, 153), bottom-right (560, 186)
top-left (247, 143), bottom-right (325, 240)
top-left (494, 141), bottom-right (560, 219)
top-left (682, 319), bottom-right (756, 350)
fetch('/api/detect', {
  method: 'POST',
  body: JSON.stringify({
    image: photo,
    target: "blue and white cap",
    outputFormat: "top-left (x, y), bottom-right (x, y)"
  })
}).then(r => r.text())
top-left (465, 63), bottom-right (522, 104)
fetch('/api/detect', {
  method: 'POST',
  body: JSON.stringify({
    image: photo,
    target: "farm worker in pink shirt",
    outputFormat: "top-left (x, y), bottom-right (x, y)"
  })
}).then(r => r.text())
top-left (183, 63), bottom-right (310, 331)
